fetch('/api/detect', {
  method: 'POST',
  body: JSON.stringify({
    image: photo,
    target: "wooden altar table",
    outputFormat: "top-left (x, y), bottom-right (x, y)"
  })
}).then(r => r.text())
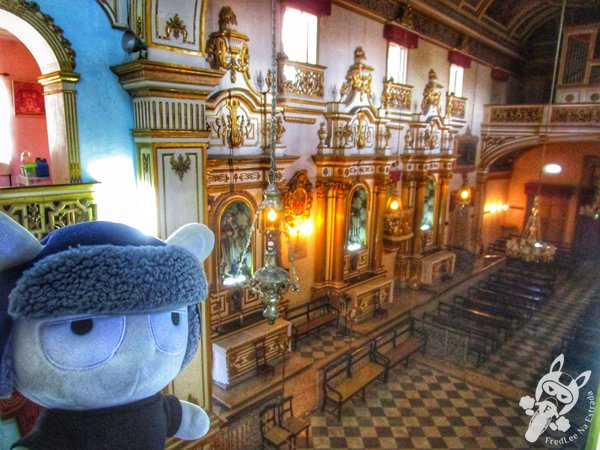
top-left (212, 318), bottom-right (291, 389)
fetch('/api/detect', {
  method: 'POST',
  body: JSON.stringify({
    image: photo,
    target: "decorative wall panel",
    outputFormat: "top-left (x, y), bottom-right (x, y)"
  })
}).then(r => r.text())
top-left (150, 0), bottom-right (206, 54)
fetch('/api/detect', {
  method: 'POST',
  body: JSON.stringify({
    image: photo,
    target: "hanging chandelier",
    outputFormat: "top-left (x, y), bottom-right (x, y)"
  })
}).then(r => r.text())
top-left (238, 0), bottom-right (297, 324)
top-left (505, 0), bottom-right (567, 265)
top-left (506, 196), bottom-right (556, 263)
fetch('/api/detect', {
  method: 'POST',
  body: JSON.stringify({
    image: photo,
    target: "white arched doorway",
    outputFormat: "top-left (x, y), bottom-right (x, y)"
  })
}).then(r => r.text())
top-left (0, 1), bottom-right (81, 183)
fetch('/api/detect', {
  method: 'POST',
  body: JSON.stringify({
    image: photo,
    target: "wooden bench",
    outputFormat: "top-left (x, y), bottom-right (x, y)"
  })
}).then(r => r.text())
top-left (479, 281), bottom-right (547, 305)
top-left (373, 316), bottom-right (426, 382)
top-left (453, 295), bottom-right (524, 329)
top-left (488, 273), bottom-right (553, 298)
top-left (320, 347), bottom-right (387, 421)
top-left (286, 296), bottom-right (339, 349)
top-left (468, 286), bottom-right (537, 318)
top-left (423, 311), bottom-right (501, 352)
top-left (437, 301), bottom-right (513, 340)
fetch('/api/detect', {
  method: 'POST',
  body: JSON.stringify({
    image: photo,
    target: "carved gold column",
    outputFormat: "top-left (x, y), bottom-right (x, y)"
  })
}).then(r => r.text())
top-left (436, 172), bottom-right (452, 248)
top-left (314, 183), bottom-right (328, 283)
top-left (471, 168), bottom-right (489, 254)
top-left (38, 71), bottom-right (82, 184)
top-left (332, 182), bottom-right (349, 284)
top-left (412, 174), bottom-right (427, 255)
top-left (372, 179), bottom-right (389, 270)
top-left (401, 175), bottom-right (411, 209)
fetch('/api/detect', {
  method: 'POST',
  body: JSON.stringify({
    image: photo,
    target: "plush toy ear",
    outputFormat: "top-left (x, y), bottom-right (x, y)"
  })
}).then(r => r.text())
top-left (166, 223), bottom-right (215, 263)
top-left (0, 212), bottom-right (42, 271)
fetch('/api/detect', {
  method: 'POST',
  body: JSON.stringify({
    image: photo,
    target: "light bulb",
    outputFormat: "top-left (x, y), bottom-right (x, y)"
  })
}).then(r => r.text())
top-left (267, 208), bottom-right (278, 222)
top-left (389, 199), bottom-right (400, 211)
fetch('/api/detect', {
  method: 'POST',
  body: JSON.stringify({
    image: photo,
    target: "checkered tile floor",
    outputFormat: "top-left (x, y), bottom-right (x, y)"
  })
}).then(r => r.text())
top-left (477, 265), bottom-right (600, 391)
top-left (310, 364), bottom-right (547, 449)
top-left (296, 326), bottom-right (351, 361)
top-left (300, 263), bottom-right (600, 449)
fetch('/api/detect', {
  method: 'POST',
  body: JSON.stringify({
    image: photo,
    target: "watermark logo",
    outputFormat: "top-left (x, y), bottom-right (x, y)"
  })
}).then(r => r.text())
top-left (519, 354), bottom-right (592, 444)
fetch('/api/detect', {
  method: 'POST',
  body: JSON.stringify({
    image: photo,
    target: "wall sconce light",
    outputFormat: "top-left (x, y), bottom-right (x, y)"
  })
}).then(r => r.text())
top-left (121, 30), bottom-right (148, 59)
top-left (457, 186), bottom-right (471, 205)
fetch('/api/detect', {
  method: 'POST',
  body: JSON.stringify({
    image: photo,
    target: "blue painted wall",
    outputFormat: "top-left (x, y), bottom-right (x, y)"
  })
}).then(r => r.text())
top-left (37, 1), bottom-right (137, 223)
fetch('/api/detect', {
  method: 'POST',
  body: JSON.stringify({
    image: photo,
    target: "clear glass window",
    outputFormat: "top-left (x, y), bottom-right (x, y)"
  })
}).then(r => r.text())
top-left (386, 43), bottom-right (408, 84)
top-left (449, 64), bottom-right (464, 97)
top-left (282, 7), bottom-right (318, 64)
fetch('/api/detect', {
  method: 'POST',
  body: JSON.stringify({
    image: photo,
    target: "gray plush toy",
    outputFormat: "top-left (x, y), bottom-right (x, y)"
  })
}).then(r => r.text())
top-left (0, 212), bottom-right (214, 449)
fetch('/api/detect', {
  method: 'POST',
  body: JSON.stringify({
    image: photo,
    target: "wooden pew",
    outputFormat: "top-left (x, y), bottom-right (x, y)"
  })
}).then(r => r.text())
top-left (499, 267), bottom-right (555, 290)
top-left (468, 286), bottom-right (537, 318)
top-left (320, 347), bottom-right (387, 421)
top-left (488, 273), bottom-right (553, 298)
top-left (437, 302), bottom-right (513, 340)
top-left (286, 296), bottom-right (339, 350)
top-left (479, 280), bottom-right (547, 305)
top-left (372, 316), bottom-right (426, 382)
top-left (453, 295), bottom-right (524, 328)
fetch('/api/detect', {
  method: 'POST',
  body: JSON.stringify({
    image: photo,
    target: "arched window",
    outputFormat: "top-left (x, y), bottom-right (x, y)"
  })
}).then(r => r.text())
top-left (347, 187), bottom-right (368, 251)
top-left (219, 200), bottom-right (254, 287)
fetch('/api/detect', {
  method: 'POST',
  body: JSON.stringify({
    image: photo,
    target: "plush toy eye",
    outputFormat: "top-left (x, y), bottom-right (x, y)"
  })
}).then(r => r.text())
top-left (149, 308), bottom-right (188, 354)
top-left (71, 319), bottom-right (93, 335)
top-left (41, 316), bottom-right (126, 370)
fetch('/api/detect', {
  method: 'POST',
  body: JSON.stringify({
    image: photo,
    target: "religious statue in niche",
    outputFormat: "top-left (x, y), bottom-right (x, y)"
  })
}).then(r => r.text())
top-left (219, 201), bottom-right (253, 286)
top-left (347, 187), bottom-right (368, 251)
top-left (421, 179), bottom-right (436, 232)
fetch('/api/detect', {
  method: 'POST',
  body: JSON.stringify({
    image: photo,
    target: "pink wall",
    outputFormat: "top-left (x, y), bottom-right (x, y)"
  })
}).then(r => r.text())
top-left (0, 37), bottom-right (50, 187)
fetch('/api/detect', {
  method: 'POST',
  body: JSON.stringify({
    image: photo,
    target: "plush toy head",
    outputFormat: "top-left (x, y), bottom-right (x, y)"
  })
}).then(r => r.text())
top-left (0, 213), bottom-right (214, 414)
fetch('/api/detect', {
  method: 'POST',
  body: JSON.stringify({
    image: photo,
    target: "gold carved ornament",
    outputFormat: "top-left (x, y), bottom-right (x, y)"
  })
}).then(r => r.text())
top-left (340, 47), bottom-right (373, 101)
top-left (211, 97), bottom-right (252, 148)
top-left (381, 81), bottom-right (412, 110)
top-left (170, 154), bottom-right (192, 181)
top-left (205, 7), bottom-right (251, 84)
top-left (282, 170), bottom-right (313, 230)
top-left (355, 111), bottom-right (368, 149)
top-left (421, 69), bottom-right (444, 115)
top-left (164, 13), bottom-right (189, 42)
top-left (263, 114), bottom-right (285, 146)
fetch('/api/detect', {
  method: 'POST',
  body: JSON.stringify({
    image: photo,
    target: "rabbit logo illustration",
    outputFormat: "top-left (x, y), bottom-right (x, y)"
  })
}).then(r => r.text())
top-left (519, 354), bottom-right (591, 443)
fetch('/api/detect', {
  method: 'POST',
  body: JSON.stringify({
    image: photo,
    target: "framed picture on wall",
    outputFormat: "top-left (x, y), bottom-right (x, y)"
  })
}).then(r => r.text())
top-left (13, 81), bottom-right (45, 116)
top-left (456, 130), bottom-right (479, 168)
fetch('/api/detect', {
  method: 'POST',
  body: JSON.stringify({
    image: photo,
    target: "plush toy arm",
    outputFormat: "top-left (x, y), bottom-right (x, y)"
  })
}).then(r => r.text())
top-left (174, 400), bottom-right (210, 440)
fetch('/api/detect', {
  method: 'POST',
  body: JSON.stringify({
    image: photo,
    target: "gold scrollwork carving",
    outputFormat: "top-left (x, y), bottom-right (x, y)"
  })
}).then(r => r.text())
top-left (340, 47), bottom-right (373, 102)
top-left (381, 81), bottom-right (412, 110)
top-left (446, 95), bottom-right (466, 119)
top-left (164, 13), bottom-right (189, 42)
top-left (551, 106), bottom-right (600, 123)
top-left (1, 194), bottom-right (97, 240)
top-left (490, 107), bottom-right (542, 122)
top-left (206, 7), bottom-right (251, 84)
top-left (212, 98), bottom-right (253, 148)
top-left (263, 114), bottom-right (286, 146)
top-left (355, 111), bottom-right (370, 149)
top-left (278, 60), bottom-right (325, 98)
top-left (282, 170), bottom-right (313, 229)
top-left (421, 69), bottom-right (444, 116)
top-left (170, 154), bottom-right (192, 181)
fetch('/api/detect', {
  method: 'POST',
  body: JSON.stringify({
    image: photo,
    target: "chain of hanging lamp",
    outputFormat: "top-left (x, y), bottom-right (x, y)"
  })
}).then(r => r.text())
top-left (506, 0), bottom-right (565, 264)
top-left (236, 0), bottom-right (297, 324)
